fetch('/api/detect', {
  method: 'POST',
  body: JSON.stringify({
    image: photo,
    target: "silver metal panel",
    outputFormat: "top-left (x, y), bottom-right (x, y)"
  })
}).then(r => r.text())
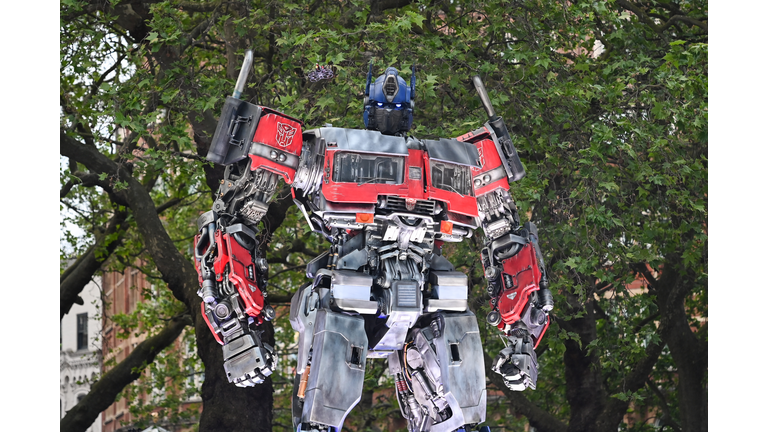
top-left (430, 271), bottom-right (469, 300)
top-left (302, 310), bottom-right (368, 429)
top-left (330, 270), bottom-right (379, 313)
top-left (369, 350), bottom-right (394, 359)
top-left (424, 138), bottom-right (482, 168)
top-left (334, 298), bottom-right (379, 314)
top-left (397, 282), bottom-right (418, 307)
top-left (330, 270), bottom-right (372, 300)
top-left (317, 127), bottom-right (409, 155)
top-left (434, 285), bottom-right (468, 300)
top-left (434, 312), bottom-right (487, 425)
top-left (425, 299), bottom-right (468, 312)
top-left (289, 283), bottom-right (318, 374)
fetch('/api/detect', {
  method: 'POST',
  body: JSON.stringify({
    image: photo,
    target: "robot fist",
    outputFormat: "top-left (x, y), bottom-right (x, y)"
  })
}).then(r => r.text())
top-left (222, 330), bottom-right (277, 387)
top-left (492, 329), bottom-right (539, 391)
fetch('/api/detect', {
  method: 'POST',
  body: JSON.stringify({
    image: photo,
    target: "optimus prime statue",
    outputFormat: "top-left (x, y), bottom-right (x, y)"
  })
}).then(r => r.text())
top-left (193, 51), bottom-right (553, 432)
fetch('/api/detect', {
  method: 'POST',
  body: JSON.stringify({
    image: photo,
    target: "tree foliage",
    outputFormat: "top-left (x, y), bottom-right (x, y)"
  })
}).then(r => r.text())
top-left (60, 0), bottom-right (707, 431)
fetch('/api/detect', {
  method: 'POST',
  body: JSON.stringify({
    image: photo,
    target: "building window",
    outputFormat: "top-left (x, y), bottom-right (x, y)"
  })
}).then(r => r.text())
top-left (76, 313), bottom-right (88, 350)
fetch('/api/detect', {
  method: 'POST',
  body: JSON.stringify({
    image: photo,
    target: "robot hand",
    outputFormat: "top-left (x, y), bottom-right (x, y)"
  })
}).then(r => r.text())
top-left (220, 321), bottom-right (277, 387)
top-left (491, 326), bottom-right (539, 391)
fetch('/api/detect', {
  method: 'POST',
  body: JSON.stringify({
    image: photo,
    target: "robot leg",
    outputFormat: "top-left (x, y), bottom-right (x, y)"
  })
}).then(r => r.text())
top-left (290, 283), bottom-right (368, 431)
top-left (388, 311), bottom-right (487, 432)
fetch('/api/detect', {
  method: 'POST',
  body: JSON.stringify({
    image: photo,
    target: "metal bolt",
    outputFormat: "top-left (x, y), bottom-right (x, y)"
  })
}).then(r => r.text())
top-left (485, 266), bottom-right (499, 280)
top-left (487, 310), bottom-right (501, 326)
top-left (263, 305), bottom-right (276, 321)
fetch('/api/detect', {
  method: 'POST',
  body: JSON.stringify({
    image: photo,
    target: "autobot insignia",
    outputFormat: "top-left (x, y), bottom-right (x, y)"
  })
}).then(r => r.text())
top-left (276, 122), bottom-right (297, 147)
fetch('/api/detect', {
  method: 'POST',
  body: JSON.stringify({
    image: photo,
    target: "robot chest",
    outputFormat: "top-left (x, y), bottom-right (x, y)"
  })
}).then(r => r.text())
top-left (320, 147), bottom-right (479, 218)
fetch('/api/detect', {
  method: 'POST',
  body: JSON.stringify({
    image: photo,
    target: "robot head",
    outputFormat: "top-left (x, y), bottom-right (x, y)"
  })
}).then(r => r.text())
top-left (363, 65), bottom-right (415, 135)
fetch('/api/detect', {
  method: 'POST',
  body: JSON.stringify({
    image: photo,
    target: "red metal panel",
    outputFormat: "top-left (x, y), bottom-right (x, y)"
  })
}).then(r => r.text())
top-left (321, 149), bottom-right (415, 204)
top-left (494, 243), bottom-right (541, 325)
top-left (475, 178), bottom-right (509, 197)
top-left (223, 233), bottom-right (265, 321)
top-left (426, 187), bottom-right (479, 217)
top-left (212, 230), bottom-right (229, 280)
top-left (209, 230), bottom-right (265, 321)
top-left (248, 112), bottom-right (303, 183)
top-left (248, 155), bottom-right (297, 184)
top-left (319, 147), bottom-right (480, 217)
top-left (252, 113), bottom-right (303, 155)
top-left (457, 128), bottom-right (511, 196)
top-left (456, 126), bottom-right (491, 143)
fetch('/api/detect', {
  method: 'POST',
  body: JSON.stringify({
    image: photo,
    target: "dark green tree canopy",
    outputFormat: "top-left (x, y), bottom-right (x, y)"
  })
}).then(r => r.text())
top-left (60, 1), bottom-right (707, 431)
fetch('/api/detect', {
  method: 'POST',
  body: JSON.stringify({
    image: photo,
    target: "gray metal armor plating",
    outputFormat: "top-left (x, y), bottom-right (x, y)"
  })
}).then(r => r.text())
top-left (195, 54), bottom-right (552, 432)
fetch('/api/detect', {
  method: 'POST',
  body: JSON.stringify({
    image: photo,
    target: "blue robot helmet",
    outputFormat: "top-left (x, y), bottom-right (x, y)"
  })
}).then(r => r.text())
top-left (364, 64), bottom-right (416, 135)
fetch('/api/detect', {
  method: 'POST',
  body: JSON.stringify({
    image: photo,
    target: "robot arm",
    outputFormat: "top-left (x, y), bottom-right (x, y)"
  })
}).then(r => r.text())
top-left (192, 51), bottom-right (304, 387)
top-left (476, 186), bottom-right (553, 391)
top-left (457, 77), bottom-right (554, 391)
top-left (194, 205), bottom-right (277, 387)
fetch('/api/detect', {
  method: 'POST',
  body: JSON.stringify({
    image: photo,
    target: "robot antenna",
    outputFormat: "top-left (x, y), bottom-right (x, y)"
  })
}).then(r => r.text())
top-left (233, 50), bottom-right (254, 100)
top-left (410, 64), bottom-right (416, 100)
top-left (365, 62), bottom-right (373, 96)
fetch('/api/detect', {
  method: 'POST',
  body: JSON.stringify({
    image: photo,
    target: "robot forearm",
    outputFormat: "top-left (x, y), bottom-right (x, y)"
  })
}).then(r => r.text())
top-left (477, 189), bottom-right (553, 391)
top-left (194, 197), bottom-right (277, 386)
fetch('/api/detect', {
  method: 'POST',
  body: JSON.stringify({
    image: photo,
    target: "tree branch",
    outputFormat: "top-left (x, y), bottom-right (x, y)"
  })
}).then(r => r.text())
top-left (659, 15), bottom-right (708, 34)
top-left (90, 51), bottom-right (127, 96)
top-left (60, 314), bottom-right (191, 432)
top-left (596, 338), bottom-right (664, 429)
top-left (61, 130), bottom-right (199, 307)
top-left (61, 208), bottom-right (129, 319)
top-left (645, 379), bottom-right (682, 432)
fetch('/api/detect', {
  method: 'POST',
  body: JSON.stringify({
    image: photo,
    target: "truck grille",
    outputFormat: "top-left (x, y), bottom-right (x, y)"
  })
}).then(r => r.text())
top-left (384, 196), bottom-right (436, 216)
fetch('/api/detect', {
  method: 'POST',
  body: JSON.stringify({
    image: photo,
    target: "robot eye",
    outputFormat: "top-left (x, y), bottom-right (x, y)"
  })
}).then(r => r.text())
top-left (377, 102), bottom-right (383, 107)
top-left (395, 103), bottom-right (402, 108)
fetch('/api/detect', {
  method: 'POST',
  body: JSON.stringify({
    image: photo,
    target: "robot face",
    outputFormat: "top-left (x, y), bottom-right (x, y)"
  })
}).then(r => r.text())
top-left (364, 66), bottom-right (414, 135)
top-left (375, 102), bottom-right (405, 110)
top-left (382, 68), bottom-right (400, 102)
